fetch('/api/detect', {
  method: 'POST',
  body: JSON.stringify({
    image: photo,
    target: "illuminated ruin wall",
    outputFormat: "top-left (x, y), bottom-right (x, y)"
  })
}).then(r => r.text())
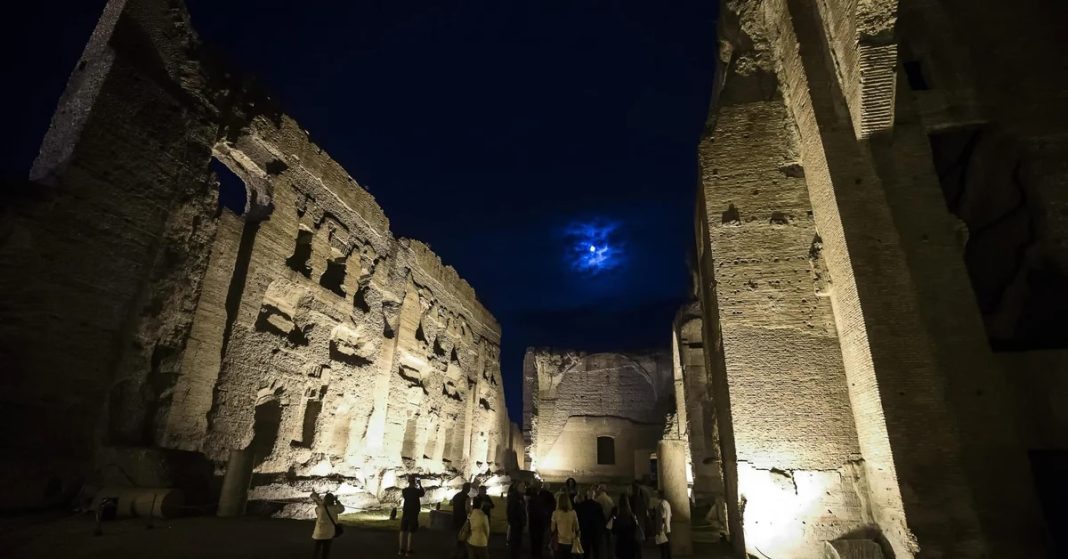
top-left (0, 0), bottom-right (512, 513)
top-left (670, 304), bottom-right (725, 529)
top-left (522, 349), bottom-right (673, 482)
top-left (697, 0), bottom-right (1067, 557)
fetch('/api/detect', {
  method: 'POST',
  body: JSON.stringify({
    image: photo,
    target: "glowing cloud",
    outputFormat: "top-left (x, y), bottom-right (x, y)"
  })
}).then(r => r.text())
top-left (564, 219), bottom-right (623, 274)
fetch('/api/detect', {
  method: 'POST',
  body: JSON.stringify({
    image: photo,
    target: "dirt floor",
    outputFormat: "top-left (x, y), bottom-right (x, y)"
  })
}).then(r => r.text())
top-left (1, 512), bottom-right (738, 559)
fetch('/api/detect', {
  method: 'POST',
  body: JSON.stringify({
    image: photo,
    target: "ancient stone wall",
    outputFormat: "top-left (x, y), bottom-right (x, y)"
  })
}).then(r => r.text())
top-left (671, 304), bottom-right (724, 526)
top-left (697, 0), bottom-right (1062, 556)
top-left (522, 349), bottom-right (672, 482)
top-left (696, 43), bottom-right (873, 555)
top-left (0, 0), bottom-right (509, 514)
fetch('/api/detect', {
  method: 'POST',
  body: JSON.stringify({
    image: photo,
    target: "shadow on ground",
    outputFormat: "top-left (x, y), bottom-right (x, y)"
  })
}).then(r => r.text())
top-left (1, 513), bottom-right (738, 558)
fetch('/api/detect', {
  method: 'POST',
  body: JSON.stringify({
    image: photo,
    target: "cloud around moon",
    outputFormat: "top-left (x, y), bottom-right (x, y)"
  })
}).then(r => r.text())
top-left (563, 219), bottom-right (624, 275)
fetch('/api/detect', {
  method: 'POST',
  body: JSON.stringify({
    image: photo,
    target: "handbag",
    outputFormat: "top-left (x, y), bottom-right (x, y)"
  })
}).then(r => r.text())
top-left (634, 514), bottom-right (645, 543)
top-left (571, 534), bottom-right (584, 556)
top-left (458, 519), bottom-right (471, 542)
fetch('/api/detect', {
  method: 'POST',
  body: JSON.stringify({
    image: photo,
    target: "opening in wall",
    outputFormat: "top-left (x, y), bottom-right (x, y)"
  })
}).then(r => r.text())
top-left (286, 229), bottom-right (313, 277)
top-left (902, 59), bottom-right (931, 91)
top-left (293, 400), bottom-right (321, 448)
top-left (319, 258), bottom-right (346, 297)
top-left (250, 399), bottom-right (282, 466)
top-left (597, 436), bottom-right (616, 465)
top-left (212, 158), bottom-right (248, 216)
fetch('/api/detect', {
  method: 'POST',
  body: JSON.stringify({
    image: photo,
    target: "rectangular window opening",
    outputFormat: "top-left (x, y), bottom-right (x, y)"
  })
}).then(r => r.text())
top-left (597, 436), bottom-right (616, 465)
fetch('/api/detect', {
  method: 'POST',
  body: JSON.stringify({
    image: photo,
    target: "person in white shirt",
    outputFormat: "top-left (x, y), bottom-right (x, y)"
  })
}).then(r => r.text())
top-left (656, 490), bottom-right (672, 559)
top-left (311, 491), bottom-right (345, 559)
top-left (466, 499), bottom-right (492, 559)
top-left (550, 492), bottom-right (580, 559)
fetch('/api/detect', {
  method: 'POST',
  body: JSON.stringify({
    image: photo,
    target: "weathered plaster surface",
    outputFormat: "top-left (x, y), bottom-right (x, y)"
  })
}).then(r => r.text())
top-left (523, 349), bottom-right (672, 482)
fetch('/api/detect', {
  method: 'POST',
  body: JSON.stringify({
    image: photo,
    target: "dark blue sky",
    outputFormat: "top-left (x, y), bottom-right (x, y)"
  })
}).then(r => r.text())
top-left (3, 0), bottom-right (718, 421)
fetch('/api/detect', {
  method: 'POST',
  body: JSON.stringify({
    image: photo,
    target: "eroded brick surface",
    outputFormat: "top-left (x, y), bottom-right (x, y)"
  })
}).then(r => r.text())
top-left (1, 0), bottom-right (515, 515)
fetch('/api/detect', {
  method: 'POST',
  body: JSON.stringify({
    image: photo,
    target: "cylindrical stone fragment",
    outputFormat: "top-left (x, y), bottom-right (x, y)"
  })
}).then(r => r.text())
top-left (657, 439), bottom-right (693, 556)
top-left (217, 448), bottom-right (254, 517)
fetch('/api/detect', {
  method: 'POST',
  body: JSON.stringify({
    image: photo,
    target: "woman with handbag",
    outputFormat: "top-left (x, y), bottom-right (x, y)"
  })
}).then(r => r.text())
top-left (465, 499), bottom-right (492, 559)
top-left (311, 491), bottom-right (345, 559)
top-left (550, 492), bottom-right (582, 558)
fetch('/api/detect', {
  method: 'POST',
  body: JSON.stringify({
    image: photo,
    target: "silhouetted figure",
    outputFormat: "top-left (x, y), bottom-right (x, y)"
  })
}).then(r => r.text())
top-left (611, 495), bottom-right (641, 559)
top-left (453, 483), bottom-right (472, 559)
top-left (311, 491), bottom-right (345, 559)
top-left (630, 481), bottom-right (649, 542)
top-left (475, 485), bottom-right (495, 512)
top-left (528, 481), bottom-right (556, 558)
top-left (398, 475), bottom-right (425, 556)
top-left (507, 482), bottom-right (528, 559)
top-left (576, 488), bottom-right (605, 559)
top-left (564, 477), bottom-right (579, 506)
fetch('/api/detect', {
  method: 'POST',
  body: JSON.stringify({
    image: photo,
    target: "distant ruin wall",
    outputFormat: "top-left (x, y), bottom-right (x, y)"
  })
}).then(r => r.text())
top-left (523, 348), bottom-right (672, 482)
top-left (0, 0), bottom-right (509, 513)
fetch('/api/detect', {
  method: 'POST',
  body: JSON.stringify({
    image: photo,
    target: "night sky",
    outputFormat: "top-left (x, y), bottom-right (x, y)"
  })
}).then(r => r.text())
top-left (3, 0), bottom-right (718, 421)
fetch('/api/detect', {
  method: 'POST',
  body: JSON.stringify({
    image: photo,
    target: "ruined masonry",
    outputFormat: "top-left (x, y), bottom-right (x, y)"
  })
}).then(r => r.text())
top-left (2, 0), bottom-right (1068, 557)
top-left (0, 0), bottom-right (515, 516)
top-left (522, 349), bottom-right (674, 481)
top-left (696, 0), bottom-right (1068, 557)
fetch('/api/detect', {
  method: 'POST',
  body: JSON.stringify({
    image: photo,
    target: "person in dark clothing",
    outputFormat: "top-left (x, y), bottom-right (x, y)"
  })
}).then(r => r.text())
top-left (630, 481), bottom-right (649, 548)
top-left (612, 495), bottom-right (641, 559)
top-left (398, 475), bottom-right (425, 556)
top-left (452, 483), bottom-right (472, 559)
top-left (564, 477), bottom-right (579, 506)
top-left (475, 485), bottom-right (495, 512)
top-left (575, 488), bottom-right (605, 559)
top-left (507, 482), bottom-right (527, 559)
top-left (527, 481), bottom-right (556, 559)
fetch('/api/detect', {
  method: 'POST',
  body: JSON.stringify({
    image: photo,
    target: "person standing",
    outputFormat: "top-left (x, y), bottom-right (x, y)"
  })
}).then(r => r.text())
top-left (528, 481), bottom-right (556, 559)
top-left (655, 490), bottom-right (672, 559)
top-left (629, 481), bottom-right (649, 545)
top-left (507, 482), bottom-right (527, 559)
top-left (611, 495), bottom-right (641, 559)
top-left (452, 483), bottom-right (472, 559)
top-left (466, 499), bottom-right (492, 559)
top-left (310, 491), bottom-right (345, 559)
top-left (398, 475), bottom-right (425, 556)
top-left (564, 477), bottom-right (579, 506)
top-left (475, 485), bottom-right (495, 513)
top-left (550, 492), bottom-right (580, 559)
top-left (594, 485), bottom-right (615, 559)
top-left (575, 488), bottom-right (604, 559)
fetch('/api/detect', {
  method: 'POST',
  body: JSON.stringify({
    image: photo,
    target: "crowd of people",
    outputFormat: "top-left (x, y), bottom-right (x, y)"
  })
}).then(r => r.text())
top-left (459, 477), bottom-right (673, 559)
top-left (309, 476), bottom-right (674, 559)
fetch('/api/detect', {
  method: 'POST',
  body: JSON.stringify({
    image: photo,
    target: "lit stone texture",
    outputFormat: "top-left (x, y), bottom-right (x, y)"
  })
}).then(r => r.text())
top-left (522, 349), bottom-right (673, 482)
top-left (697, 0), bottom-right (1068, 557)
top-left (0, 0), bottom-right (515, 516)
